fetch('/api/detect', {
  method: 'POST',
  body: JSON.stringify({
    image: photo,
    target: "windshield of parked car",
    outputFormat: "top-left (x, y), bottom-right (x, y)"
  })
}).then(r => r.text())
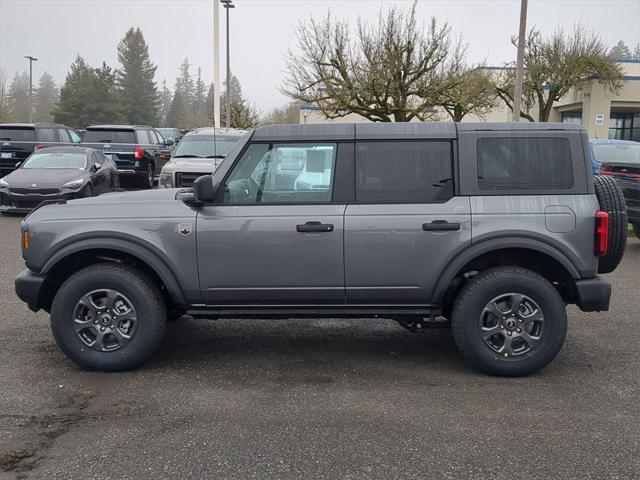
top-left (172, 135), bottom-right (240, 159)
top-left (0, 127), bottom-right (35, 141)
top-left (83, 129), bottom-right (136, 143)
top-left (21, 152), bottom-right (87, 169)
top-left (592, 143), bottom-right (640, 164)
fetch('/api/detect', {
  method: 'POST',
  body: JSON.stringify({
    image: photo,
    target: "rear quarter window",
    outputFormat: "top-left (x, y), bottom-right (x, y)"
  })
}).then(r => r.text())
top-left (477, 137), bottom-right (573, 190)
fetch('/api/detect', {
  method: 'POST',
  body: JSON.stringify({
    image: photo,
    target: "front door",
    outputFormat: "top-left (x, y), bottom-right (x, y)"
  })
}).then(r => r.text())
top-left (197, 141), bottom-right (346, 305)
top-left (344, 140), bottom-right (471, 304)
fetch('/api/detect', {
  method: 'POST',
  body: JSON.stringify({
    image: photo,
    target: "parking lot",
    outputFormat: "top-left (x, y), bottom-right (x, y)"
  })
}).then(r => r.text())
top-left (0, 211), bottom-right (638, 479)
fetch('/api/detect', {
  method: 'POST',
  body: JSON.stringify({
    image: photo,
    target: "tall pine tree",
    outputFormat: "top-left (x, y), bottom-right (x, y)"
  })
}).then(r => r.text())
top-left (34, 72), bottom-right (58, 122)
top-left (158, 79), bottom-right (172, 127)
top-left (8, 72), bottom-right (30, 122)
top-left (116, 27), bottom-right (158, 125)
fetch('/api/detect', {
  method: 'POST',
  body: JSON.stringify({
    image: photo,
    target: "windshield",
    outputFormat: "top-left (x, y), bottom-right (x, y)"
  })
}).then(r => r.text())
top-left (0, 127), bottom-right (35, 141)
top-left (173, 135), bottom-right (240, 158)
top-left (592, 143), bottom-right (640, 164)
top-left (22, 152), bottom-right (87, 169)
top-left (83, 129), bottom-right (136, 143)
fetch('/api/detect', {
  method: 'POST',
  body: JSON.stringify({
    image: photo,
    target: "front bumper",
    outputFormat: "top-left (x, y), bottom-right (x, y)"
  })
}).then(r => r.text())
top-left (0, 190), bottom-right (80, 213)
top-left (575, 276), bottom-right (611, 312)
top-left (15, 269), bottom-right (46, 312)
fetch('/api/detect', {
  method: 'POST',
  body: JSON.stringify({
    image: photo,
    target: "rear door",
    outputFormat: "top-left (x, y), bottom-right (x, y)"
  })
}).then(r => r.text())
top-left (344, 140), bottom-right (471, 305)
top-left (196, 141), bottom-right (349, 305)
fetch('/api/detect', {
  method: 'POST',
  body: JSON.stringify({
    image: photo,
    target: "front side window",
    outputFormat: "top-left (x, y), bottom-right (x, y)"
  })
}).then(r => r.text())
top-left (356, 141), bottom-right (453, 203)
top-left (224, 143), bottom-right (336, 204)
top-left (58, 128), bottom-right (70, 142)
top-left (477, 137), bottom-right (573, 190)
top-left (68, 129), bottom-right (82, 143)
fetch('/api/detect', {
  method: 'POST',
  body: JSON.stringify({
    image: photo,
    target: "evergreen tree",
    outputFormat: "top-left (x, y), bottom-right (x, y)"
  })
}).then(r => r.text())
top-left (53, 56), bottom-right (125, 128)
top-left (8, 72), bottom-right (30, 122)
top-left (158, 79), bottom-right (172, 127)
top-left (610, 40), bottom-right (633, 61)
top-left (116, 27), bottom-right (158, 125)
top-left (34, 72), bottom-right (58, 122)
top-left (0, 68), bottom-right (9, 122)
top-left (165, 91), bottom-right (186, 128)
top-left (220, 74), bottom-right (259, 128)
top-left (177, 58), bottom-right (194, 105)
top-left (634, 44), bottom-right (640, 61)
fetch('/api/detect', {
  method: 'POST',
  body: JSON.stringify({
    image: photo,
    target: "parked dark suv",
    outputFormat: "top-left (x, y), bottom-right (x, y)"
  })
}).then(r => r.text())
top-left (15, 123), bottom-right (627, 376)
top-left (0, 123), bottom-right (82, 178)
top-left (82, 125), bottom-right (172, 188)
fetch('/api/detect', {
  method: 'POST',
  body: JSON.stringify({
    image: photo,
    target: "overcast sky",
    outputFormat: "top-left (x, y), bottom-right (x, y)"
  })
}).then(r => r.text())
top-left (1, 0), bottom-right (639, 114)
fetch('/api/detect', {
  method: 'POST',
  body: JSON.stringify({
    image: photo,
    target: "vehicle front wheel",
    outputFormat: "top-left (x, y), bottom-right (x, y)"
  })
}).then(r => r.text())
top-left (451, 267), bottom-right (567, 377)
top-left (50, 264), bottom-right (166, 371)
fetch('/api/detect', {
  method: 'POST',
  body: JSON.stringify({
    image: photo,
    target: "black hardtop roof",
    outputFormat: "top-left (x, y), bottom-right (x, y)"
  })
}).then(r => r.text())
top-left (0, 122), bottom-right (67, 128)
top-left (87, 124), bottom-right (152, 130)
top-left (32, 146), bottom-right (96, 154)
top-left (252, 122), bottom-right (584, 141)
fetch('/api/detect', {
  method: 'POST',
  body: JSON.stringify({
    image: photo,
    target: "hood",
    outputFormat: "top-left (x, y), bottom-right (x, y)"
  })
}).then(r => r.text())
top-left (26, 188), bottom-right (196, 222)
top-left (164, 158), bottom-right (222, 173)
top-left (2, 168), bottom-right (86, 188)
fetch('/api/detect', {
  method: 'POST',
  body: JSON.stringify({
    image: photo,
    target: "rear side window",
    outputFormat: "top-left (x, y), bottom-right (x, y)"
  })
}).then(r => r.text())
top-left (35, 128), bottom-right (57, 142)
top-left (356, 141), bottom-right (453, 203)
top-left (0, 128), bottom-right (35, 141)
top-left (58, 128), bottom-right (70, 142)
top-left (136, 130), bottom-right (151, 144)
top-left (83, 129), bottom-right (136, 143)
top-left (477, 137), bottom-right (573, 190)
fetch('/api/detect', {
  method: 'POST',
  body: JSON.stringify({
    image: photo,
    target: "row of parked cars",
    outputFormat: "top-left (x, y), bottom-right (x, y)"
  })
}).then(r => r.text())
top-left (0, 122), bottom-right (245, 213)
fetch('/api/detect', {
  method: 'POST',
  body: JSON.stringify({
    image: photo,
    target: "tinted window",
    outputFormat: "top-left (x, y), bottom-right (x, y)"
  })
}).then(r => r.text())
top-left (58, 128), bottom-right (70, 143)
top-left (136, 130), bottom-right (151, 144)
top-left (224, 143), bottom-right (336, 204)
top-left (477, 137), bottom-right (573, 190)
top-left (35, 128), bottom-right (57, 142)
top-left (68, 129), bottom-right (82, 143)
top-left (0, 127), bottom-right (35, 141)
top-left (22, 152), bottom-right (87, 169)
top-left (84, 129), bottom-right (136, 143)
top-left (356, 141), bottom-right (453, 203)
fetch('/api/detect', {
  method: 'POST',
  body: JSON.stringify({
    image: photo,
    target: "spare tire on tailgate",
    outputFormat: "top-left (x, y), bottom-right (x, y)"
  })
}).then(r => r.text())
top-left (593, 175), bottom-right (627, 274)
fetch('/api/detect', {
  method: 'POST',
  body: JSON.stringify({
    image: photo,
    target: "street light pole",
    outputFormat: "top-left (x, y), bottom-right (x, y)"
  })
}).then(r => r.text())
top-left (512, 0), bottom-right (528, 122)
top-left (221, 0), bottom-right (234, 128)
top-left (24, 55), bottom-right (38, 123)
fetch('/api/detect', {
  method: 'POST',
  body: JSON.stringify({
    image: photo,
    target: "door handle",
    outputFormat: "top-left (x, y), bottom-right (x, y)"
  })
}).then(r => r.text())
top-left (296, 221), bottom-right (334, 233)
top-left (422, 220), bottom-right (460, 231)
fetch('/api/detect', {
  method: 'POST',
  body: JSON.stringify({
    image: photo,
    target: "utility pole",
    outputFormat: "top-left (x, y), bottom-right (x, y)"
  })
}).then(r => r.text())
top-left (221, 0), bottom-right (234, 128)
top-left (512, 0), bottom-right (528, 122)
top-left (213, 0), bottom-right (220, 127)
top-left (24, 55), bottom-right (38, 122)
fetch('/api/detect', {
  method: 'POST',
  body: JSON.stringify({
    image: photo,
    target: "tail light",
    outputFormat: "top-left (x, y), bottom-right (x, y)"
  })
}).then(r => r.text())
top-left (34, 144), bottom-right (44, 151)
top-left (134, 146), bottom-right (144, 160)
top-left (594, 211), bottom-right (609, 257)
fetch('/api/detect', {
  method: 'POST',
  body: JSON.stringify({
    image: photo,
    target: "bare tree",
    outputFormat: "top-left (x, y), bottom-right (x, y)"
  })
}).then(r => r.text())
top-left (437, 40), bottom-right (497, 122)
top-left (282, 2), bottom-right (452, 122)
top-left (496, 25), bottom-right (624, 122)
top-left (0, 68), bottom-right (9, 122)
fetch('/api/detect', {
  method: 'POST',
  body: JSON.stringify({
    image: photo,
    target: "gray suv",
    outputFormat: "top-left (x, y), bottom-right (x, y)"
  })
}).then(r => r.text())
top-left (14, 123), bottom-right (627, 376)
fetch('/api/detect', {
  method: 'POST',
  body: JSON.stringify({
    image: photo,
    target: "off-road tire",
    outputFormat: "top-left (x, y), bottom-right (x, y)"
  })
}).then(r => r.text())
top-left (50, 264), bottom-right (166, 371)
top-left (451, 267), bottom-right (567, 377)
top-left (593, 175), bottom-right (627, 274)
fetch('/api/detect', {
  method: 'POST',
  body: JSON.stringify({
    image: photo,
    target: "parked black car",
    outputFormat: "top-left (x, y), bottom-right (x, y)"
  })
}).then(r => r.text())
top-left (0, 146), bottom-right (118, 214)
top-left (0, 123), bottom-right (82, 178)
top-left (81, 125), bottom-right (172, 188)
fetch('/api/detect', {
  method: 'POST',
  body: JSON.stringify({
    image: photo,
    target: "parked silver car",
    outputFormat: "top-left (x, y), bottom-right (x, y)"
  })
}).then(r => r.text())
top-left (158, 127), bottom-right (245, 188)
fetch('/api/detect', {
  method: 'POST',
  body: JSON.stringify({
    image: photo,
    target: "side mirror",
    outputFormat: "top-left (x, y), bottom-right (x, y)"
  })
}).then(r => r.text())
top-left (165, 139), bottom-right (174, 147)
top-left (192, 175), bottom-right (218, 203)
top-left (93, 162), bottom-right (101, 171)
top-left (14, 162), bottom-right (21, 168)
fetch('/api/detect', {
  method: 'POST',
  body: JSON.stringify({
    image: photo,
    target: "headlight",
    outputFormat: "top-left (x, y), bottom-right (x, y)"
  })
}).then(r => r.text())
top-left (0, 178), bottom-right (9, 188)
top-left (159, 173), bottom-right (173, 188)
top-left (62, 178), bottom-right (85, 189)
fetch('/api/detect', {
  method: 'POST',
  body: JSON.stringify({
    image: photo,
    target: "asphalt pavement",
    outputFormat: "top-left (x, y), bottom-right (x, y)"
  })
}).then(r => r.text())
top-left (0, 212), bottom-right (639, 479)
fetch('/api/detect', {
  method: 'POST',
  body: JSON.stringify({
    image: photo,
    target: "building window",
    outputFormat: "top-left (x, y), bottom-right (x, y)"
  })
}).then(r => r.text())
top-left (609, 113), bottom-right (640, 141)
top-left (562, 112), bottom-right (582, 125)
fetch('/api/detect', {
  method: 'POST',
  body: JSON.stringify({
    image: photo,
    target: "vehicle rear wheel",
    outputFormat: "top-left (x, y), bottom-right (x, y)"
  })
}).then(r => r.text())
top-left (451, 267), bottom-right (567, 376)
top-left (141, 164), bottom-right (154, 189)
top-left (633, 223), bottom-right (640, 240)
top-left (83, 184), bottom-right (93, 198)
top-left (593, 175), bottom-right (627, 274)
top-left (50, 264), bottom-right (166, 371)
